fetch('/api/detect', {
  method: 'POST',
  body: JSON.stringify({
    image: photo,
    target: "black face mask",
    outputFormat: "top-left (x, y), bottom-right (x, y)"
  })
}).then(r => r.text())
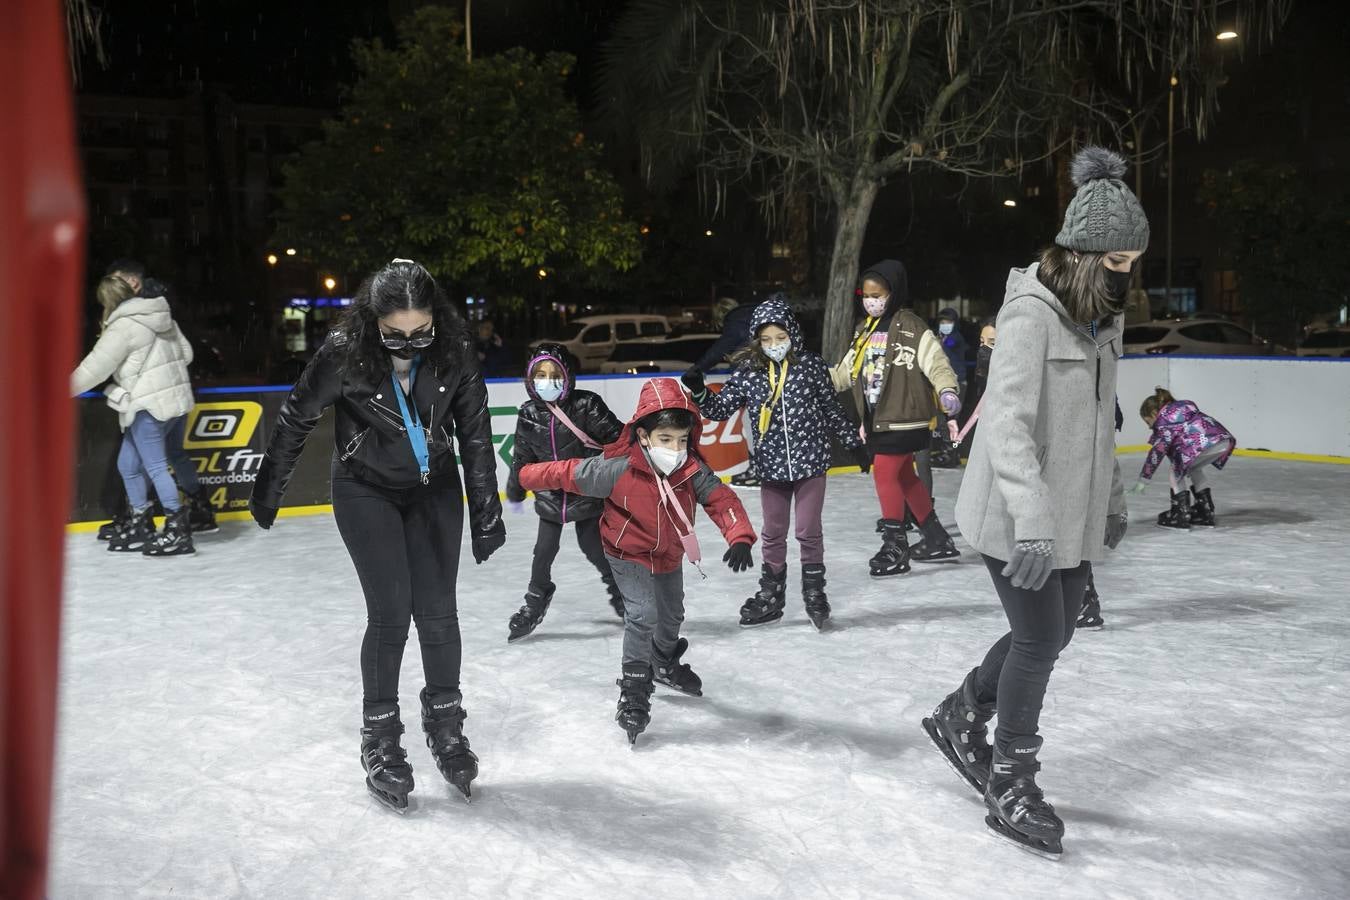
top-left (1104, 267), bottom-right (1132, 302)
top-left (976, 343), bottom-right (993, 375)
top-left (388, 346), bottom-right (420, 361)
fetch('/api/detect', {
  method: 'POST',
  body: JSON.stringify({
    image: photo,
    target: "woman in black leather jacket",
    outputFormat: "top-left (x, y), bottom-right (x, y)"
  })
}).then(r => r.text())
top-left (503, 343), bottom-right (624, 642)
top-left (249, 259), bottom-right (504, 812)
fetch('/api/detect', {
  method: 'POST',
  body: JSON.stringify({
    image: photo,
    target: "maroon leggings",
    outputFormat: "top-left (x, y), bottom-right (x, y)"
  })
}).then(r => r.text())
top-left (871, 452), bottom-right (934, 522)
top-left (759, 475), bottom-right (827, 572)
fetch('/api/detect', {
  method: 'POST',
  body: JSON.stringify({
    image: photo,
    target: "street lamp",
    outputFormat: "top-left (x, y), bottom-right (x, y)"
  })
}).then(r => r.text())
top-left (323, 276), bottom-right (337, 291)
top-left (1216, 30), bottom-right (1238, 41)
top-left (285, 247), bottom-right (297, 257)
top-left (1002, 199), bottom-right (1017, 208)
top-left (704, 229), bottom-right (714, 237)
top-left (266, 253), bottom-right (278, 266)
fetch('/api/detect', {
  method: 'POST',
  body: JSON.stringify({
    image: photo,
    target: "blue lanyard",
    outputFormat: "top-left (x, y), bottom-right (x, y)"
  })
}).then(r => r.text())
top-left (392, 357), bottom-right (431, 484)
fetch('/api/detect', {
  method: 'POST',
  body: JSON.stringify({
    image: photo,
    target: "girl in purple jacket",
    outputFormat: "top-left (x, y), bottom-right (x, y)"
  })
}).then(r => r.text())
top-left (1134, 387), bottom-right (1237, 528)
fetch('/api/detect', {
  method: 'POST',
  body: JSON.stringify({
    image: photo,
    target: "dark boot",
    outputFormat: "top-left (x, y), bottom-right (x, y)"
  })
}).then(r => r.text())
top-left (360, 703), bottom-right (415, 814)
top-left (97, 502), bottom-right (133, 541)
top-left (615, 663), bottom-right (654, 746)
top-left (922, 667), bottom-right (995, 794)
top-left (869, 519), bottom-right (911, 576)
top-left (739, 564), bottom-right (786, 627)
top-left (652, 637), bottom-right (702, 696)
top-left (1189, 487), bottom-right (1216, 527)
top-left (142, 507), bottom-right (196, 557)
top-left (1157, 489), bottom-right (1192, 530)
top-left (107, 508), bottom-right (155, 552)
top-left (801, 563), bottom-right (830, 630)
top-left (186, 486), bottom-right (219, 534)
top-left (602, 570), bottom-right (626, 620)
top-left (730, 463), bottom-right (761, 488)
top-left (911, 512), bottom-right (960, 563)
top-left (507, 582), bottom-right (556, 643)
top-left (1076, 570), bottom-right (1103, 629)
top-left (984, 737), bottom-right (1064, 857)
top-left (420, 688), bottom-right (478, 801)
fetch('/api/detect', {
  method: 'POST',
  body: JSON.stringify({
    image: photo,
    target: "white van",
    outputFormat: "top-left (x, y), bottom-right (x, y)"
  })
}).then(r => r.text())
top-left (531, 314), bottom-right (671, 372)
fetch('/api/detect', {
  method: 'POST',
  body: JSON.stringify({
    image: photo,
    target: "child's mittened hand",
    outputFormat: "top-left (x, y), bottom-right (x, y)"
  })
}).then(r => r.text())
top-left (723, 542), bottom-right (754, 573)
top-left (939, 390), bottom-right (961, 417)
top-left (506, 500), bottom-right (525, 515)
top-left (680, 367), bottom-right (706, 398)
top-left (1104, 512), bottom-right (1128, 549)
top-left (1127, 481), bottom-right (1147, 495)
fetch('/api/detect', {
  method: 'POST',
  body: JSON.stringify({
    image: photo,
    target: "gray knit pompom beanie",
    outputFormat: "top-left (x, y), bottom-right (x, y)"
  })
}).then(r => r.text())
top-left (1055, 147), bottom-right (1150, 253)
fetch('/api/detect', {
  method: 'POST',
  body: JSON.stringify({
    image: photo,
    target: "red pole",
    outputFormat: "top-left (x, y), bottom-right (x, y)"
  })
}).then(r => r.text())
top-left (0, 0), bottom-right (86, 896)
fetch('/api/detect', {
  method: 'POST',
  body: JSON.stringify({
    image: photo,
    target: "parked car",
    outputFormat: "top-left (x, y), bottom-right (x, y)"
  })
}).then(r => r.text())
top-left (529, 314), bottom-right (671, 372)
top-left (1297, 327), bottom-right (1350, 358)
top-left (1122, 319), bottom-right (1276, 357)
top-left (597, 334), bottom-right (731, 375)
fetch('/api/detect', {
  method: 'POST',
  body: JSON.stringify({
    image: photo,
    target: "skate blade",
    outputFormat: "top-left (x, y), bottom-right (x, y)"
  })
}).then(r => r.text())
top-left (869, 567), bottom-right (911, 578)
top-left (738, 615), bottom-right (784, 628)
top-left (506, 630), bottom-right (537, 644)
top-left (985, 814), bottom-right (1063, 860)
top-left (808, 618), bottom-right (828, 631)
top-left (914, 555), bottom-right (961, 564)
top-left (920, 718), bottom-right (985, 797)
top-left (367, 785), bottom-right (411, 816)
top-left (455, 784), bottom-right (473, 803)
top-left (655, 681), bottom-right (703, 697)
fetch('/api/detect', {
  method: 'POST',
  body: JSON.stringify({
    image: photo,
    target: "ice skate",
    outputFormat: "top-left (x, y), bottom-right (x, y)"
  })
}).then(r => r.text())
top-left (801, 563), bottom-right (830, 630)
top-left (142, 507), bottom-right (196, 557)
top-left (1189, 487), bottom-right (1216, 527)
top-left (984, 737), bottom-right (1064, 859)
top-left (1157, 489), bottom-right (1192, 530)
top-left (921, 667), bottom-right (994, 795)
top-left (107, 508), bottom-right (156, 553)
top-left (421, 688), bottom-right (478, 801)
top-left (911, 512), bottom-right (960, 563)
top-left (1076, 571), bottom-right (1103, 630)
top-left (186, 486), bottom-right (219, 534)
top-left (652, 638), bottom-right (702, 697)
top-left (615, 664), bottom-right (654, 746)
top-left (602, 571), bottom-right (626, 620)
top-left (869, 519), bottom-right (911, 576)
top-left (506, 582), bottom-right (555, 643)
top-left (97, 504), bottom-right (132, 541)
top-left (360, 705), bottom-right (415, 814)
top-left (739, 564), bottom-right (786, 627)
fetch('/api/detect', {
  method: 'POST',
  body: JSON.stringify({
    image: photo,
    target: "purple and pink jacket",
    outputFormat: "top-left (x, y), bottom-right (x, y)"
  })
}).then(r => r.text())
top-left (1140, 400), bottom-right (1236, 480)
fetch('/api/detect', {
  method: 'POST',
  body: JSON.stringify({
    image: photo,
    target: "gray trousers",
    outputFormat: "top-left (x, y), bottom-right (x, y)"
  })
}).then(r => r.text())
top-left (1171, 440), bottom-right (1234, 491)
top-left (607, 555), bottom-right (685, 666)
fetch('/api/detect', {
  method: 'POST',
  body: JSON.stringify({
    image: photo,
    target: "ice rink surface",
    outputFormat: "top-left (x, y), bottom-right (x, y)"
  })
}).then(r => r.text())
top-left (52, 455), bottom-right (1350, 898)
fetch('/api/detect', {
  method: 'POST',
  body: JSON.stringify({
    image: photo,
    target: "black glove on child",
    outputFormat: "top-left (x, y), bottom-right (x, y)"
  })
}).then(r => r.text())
top-left (249, 498), bottom-right (278, 530)
top-left (723, 542), bottom-right (753, 573)
top-left (472, 519), bottom-right (507, 564)
top-left (681, 367), bottom-right (707, 399)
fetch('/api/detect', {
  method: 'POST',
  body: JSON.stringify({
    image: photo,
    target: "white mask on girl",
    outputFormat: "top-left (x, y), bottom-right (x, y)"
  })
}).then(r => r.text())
top-left (862, 296), bottom-right (888, 318)
top-left (763, 341), bottom-right (790, 362)
top-left (533, 378), bottom-right (564, 402)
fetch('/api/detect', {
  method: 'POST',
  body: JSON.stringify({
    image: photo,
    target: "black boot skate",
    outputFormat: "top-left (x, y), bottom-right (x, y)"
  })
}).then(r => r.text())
top-left (922, 667), bottom-right (995, 795)
top-left (1076, 570), bottom-right (1103, 630)
top-left (421, 688), bottom-right (478, 801)
top-left (869, 519), bottom-right (911, 576)
top-left (360, 703), bottom-right (415, 814)
top-left (602, 571), bottom-right (626, 620)
top-left (186, 486), bottom-right (219, 534)
top-left (730, 460), bottom-right (761, 488)
top-left (97, 504), bottom-right (132, 541)
top-left (507, 582), bottom-right (555, 643)
top-left (615, 663), bottom-right (654, 746)
top-left (142, 507), bottom-right (196, 557)
top-left (108, 508), bottom-right (156, 553)
top-left (1157, 490), bottom-right (1192, 530)
top-left (1189, 487), bottom-right (1216, 527)
top-left (985, 737), bottom-right (1064, 858)
top-left (653, 637), bottom-right (702, 696)
top-left (801, 563), bottom-right (830, 630)
top-left (911, 512), bottom-right (960, 563)
top-left (739, 564), bottom-right (786, 627)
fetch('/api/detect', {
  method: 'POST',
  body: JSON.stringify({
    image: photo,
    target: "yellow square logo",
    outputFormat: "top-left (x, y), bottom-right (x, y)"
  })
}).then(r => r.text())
top-left (183, 402), bottom-right (264, 449)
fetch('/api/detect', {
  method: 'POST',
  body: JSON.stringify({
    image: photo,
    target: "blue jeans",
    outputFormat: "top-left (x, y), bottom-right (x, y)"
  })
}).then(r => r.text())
top-left (118, 411), bottom-right (182, 512)
top-left (163, 415), bottom-right (200, 493)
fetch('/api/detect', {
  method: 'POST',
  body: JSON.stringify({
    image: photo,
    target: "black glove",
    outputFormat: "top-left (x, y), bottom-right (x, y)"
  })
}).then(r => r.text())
top-left (472, 519), bottom-right (507, 564)
top-left (249, 498), bottom-right (277, 530)
top-left (1105, 512), bottom-right (1128, 550)
top-left (681, 367), bottom-right (706, 399)
top-left (723, 542), bottom-right (753, 573)
top-left (1002, 539), bottom-right (1054, 591)
top-left (852, 445), bottom-right (871, 474)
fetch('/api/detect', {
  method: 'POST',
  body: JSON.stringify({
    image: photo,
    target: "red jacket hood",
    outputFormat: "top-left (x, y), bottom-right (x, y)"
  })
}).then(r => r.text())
top-left (608, 377), bottom-right (705, 476)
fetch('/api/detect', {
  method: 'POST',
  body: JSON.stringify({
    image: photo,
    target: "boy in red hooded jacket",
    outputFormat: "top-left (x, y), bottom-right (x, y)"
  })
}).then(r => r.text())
top-left (519, 378), bottom-right (757, 745)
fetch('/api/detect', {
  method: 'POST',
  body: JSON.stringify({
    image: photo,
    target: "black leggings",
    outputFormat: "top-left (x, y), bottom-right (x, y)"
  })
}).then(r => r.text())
top-left (974, 555), bottom-right (1092, 751)
top-left (529, 515), bottom-right (610, 591)
top-left (332, 475), bottom-right (465, 706)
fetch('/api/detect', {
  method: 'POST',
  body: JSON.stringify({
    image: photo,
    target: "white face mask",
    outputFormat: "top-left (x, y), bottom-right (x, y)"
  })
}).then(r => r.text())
top-left (939, 322), bottom-right (955, 335)
top-left (646, 445), bottom-right (686, 476)
top-left (862, 296), bottom-right (888, 318)
top-left (533, 378), bottom-right (564, 402)
top-left (763, 341), bottom-right (790, 362)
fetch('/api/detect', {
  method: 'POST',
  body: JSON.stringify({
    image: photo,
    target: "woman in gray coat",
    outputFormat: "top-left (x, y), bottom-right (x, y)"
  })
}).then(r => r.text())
top-left (921, 148), bottom-right (1144, 857)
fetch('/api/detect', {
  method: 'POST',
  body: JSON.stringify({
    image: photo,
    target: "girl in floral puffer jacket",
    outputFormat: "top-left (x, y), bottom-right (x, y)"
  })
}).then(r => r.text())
top-left (1134, 387), bottom-right (1237, 528)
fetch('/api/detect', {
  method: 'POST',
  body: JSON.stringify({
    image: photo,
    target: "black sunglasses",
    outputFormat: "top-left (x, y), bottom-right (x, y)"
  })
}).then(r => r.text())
top-left (380, 327), bottom-right (435, 351)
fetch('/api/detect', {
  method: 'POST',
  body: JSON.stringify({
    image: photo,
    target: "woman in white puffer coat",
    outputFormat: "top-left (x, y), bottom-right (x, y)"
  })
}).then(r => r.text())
top-left (71, 275), bottom-right (196, 556)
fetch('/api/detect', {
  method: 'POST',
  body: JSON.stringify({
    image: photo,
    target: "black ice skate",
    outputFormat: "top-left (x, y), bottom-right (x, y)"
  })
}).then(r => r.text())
top-left (143, 508), bottom-right (196, 557)
top-left (801, 563), bottom-right (830, 630)
top-left (1076, 571), bottom-right (1103, 630)
top-left (186, 486), bottom-right (219, 534)
top-left (984, 737), bottom-right (1064, 859)
top-left (652, 637), bottom-right (702, 697)
top-left (739, 564), bottom-right (786, 627)
top-left (869, 519), bottom-right (911, 576)
top-left (97, 504), bottom-right (132, 541)
top-left (1157, 489), bottom-right (1192, 530)
top-left (615, 663), bottom-right (654, 746)
top-left (507, 582), bottom-right (555, 643)
top-left (107, 508), bottom-right (156, 553)
top-left (911, 513), bottom-right (961, 563)
top-left (922, 667), bottom-right (995, 795)
top-left (421, 688), bottom-right (478, 801)
top-left (730, 461), bottom-right (761, 489)
top-left (1189, 487), bottom-right (1216, 527)
top-left (602, 571), bottom-right (626, 620)
top-left (360, 704), bottom-right (415, 814)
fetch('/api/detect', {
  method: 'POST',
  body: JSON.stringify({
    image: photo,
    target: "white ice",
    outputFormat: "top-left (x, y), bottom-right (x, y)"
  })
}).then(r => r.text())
top-left (52, 455), bottom-right (1350, 899)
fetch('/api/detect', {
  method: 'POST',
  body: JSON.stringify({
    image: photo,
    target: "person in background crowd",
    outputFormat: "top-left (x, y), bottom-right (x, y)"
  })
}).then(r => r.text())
top-left (475, 318), bottom-right (511, 378)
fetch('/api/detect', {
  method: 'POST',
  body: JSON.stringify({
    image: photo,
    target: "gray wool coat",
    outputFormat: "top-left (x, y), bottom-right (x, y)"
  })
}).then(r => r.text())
top-left (955, 264), bottom-right (1126, 570)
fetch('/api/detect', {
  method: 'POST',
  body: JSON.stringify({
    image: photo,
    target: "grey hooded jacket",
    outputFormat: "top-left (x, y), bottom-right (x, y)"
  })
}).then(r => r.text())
top-left (954, 264), bottom-right (1126, 569)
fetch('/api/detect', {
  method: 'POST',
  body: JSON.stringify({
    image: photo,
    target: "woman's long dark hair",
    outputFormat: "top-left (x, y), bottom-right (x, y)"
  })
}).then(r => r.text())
top-left (337, 259), bottom-right (471, 379)
top-left (1036, 245), bottom-right (1123, 325)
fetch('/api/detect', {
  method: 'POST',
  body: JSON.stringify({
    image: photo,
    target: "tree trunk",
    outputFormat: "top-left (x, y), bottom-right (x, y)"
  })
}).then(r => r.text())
top-left (822, 176), bottom-right (880, 361)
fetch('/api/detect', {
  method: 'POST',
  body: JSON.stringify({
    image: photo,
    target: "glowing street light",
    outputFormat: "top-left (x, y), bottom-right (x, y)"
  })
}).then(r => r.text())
top-left (266, 253), bottom-right (279, 265)
top-left (285, 247), bottom-right (298, 256)
top-left (537, 268), bottom-right (549, 279)
top-left (323, 276), bottom-right (337, 291)
top-left (1216, 30), bottom-right (1238, 40)
top-left (1003, 199), bottom-right (1017, 208)
top-left (704, 229), bottom-right (714, 237)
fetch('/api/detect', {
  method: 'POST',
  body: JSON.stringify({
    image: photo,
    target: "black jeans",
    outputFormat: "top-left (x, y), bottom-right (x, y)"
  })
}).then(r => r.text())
top-left (332, 475), bottom-right (465, 706)
top-left (529, 515), bottom-right (609, 591)
top-left (974, 554), bottom-right (1092, 751)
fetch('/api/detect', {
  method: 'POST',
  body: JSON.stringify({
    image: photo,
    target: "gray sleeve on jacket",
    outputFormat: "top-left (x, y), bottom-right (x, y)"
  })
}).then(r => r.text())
top-left (981, 298), bottom-right (1055, 541)
top-left (570, 454), bottom-right (630, 498)
top-left (689, 462), bottom-right (724, 504)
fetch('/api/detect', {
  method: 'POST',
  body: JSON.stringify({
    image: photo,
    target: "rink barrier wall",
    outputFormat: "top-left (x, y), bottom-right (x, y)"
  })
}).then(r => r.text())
top-left (69, 357), bottom-right (1350, 530)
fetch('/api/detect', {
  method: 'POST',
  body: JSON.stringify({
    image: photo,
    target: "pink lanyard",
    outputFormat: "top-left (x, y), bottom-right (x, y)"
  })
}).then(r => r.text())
top-left (655, 474), bottom-right (706, 578)
top-left (546, 402), bottom-right (602, 450)
top-left (949, 395), bottom-right (987, 444)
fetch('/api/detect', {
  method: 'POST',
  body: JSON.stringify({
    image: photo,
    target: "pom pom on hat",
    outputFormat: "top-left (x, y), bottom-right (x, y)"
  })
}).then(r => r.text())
top-left (1070, 146), bottom-right (1128, 187)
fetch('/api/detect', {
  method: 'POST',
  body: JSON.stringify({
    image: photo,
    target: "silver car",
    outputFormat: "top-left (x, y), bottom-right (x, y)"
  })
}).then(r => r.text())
top-left (1297, 328), bottom-right (1350, 358)
top-left (1122, 319), bottom-right (1276, 357)
top-left (597, 334), bottom-right (732, 375)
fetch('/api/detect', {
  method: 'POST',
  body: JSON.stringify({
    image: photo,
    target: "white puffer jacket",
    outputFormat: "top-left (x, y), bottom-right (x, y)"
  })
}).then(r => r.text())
top-left (71, 295), bottom-right (196, 430)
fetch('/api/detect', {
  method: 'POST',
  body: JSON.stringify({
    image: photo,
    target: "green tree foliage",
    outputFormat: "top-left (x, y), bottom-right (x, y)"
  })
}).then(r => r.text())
top-left (1199, 161), bottom-right (1350, 343)
top-left (278, 7), bottom-right (641, 291)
